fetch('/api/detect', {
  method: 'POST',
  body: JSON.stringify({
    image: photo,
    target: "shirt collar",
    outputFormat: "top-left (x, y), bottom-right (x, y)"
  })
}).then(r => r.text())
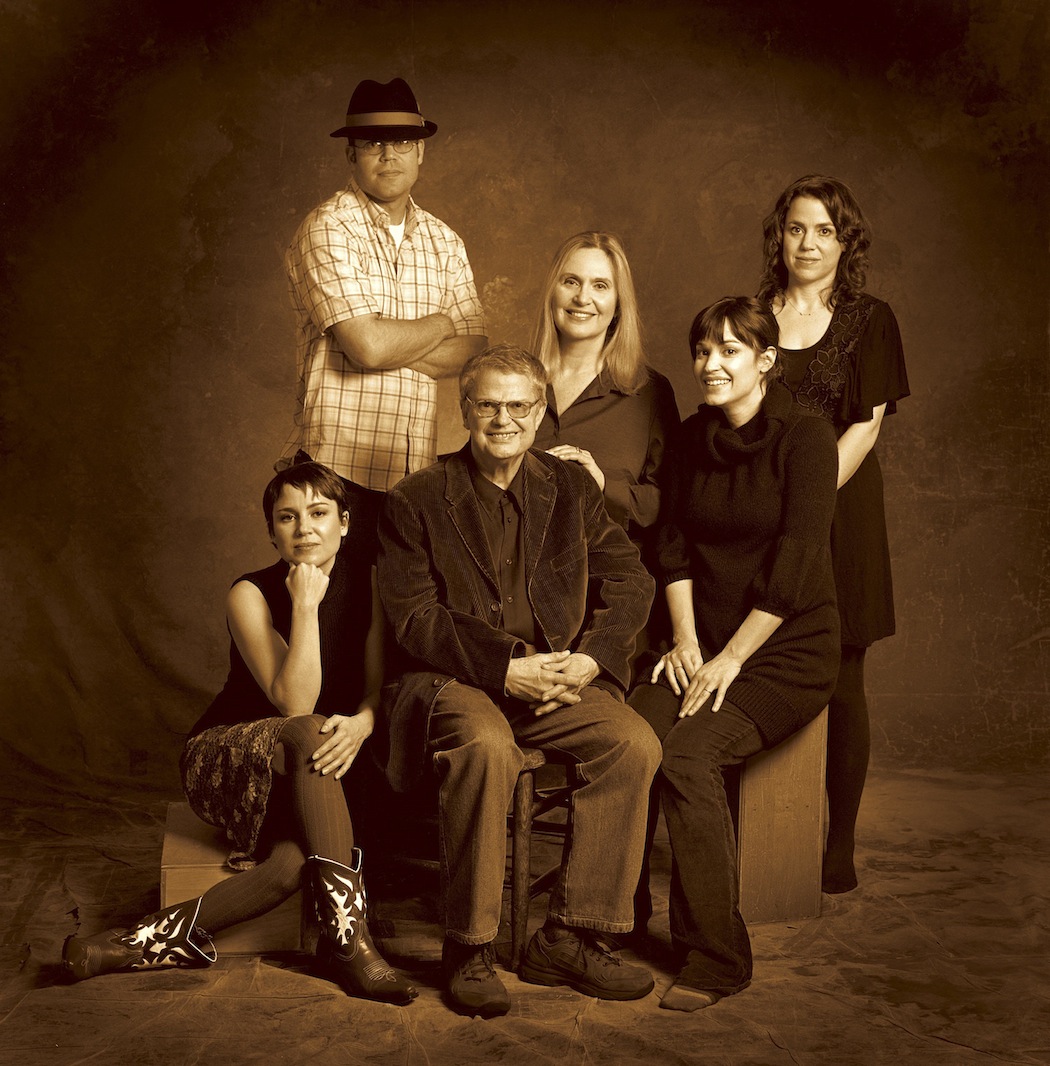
top-left (468, 455), bottom-right (526, 512)
top-left (545, 366), bottom-right (622, 418)
top-left (347, 177), bottom-right (418, 234)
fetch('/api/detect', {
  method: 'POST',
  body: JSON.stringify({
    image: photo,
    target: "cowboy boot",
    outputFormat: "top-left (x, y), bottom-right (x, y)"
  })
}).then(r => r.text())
top-left (310, 851), bottom-right (417, 1005)
top-left (63, 897), bottom-right (217, 980)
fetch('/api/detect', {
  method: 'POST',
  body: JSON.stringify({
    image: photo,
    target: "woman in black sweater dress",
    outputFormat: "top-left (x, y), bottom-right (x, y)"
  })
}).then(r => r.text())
top-left (629, 297), bottom-right (839, 1011)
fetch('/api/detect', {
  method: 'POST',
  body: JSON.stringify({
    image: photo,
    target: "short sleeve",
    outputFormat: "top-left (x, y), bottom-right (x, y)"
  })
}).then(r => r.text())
top-left (844, 299), bottom-right (910, 423)
top-left (442, 250), bottom-right (486, 336)
top-left (287, 214), bottom-right (381, 334)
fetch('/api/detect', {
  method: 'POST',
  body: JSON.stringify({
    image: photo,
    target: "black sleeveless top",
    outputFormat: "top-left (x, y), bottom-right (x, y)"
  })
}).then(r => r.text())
top-left (189, 489), bottom-right (379, 737)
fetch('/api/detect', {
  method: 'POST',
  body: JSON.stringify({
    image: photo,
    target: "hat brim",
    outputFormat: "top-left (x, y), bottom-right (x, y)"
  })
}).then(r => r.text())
top-left (330, 120), bottom-right (438, 140)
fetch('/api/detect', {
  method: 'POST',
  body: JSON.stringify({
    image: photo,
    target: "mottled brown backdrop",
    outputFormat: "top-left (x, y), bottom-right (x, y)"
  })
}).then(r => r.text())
top-left (1, 0), bottom-right (1046, 794)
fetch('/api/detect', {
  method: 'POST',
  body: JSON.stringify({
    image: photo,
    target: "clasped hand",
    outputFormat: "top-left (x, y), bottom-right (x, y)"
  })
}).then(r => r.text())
top-left (652, 642), bottom-right (741, 718)
top-left (310, 709), bottom-right (374, 778)
top-left (505, 651), bottom-right (600, 716)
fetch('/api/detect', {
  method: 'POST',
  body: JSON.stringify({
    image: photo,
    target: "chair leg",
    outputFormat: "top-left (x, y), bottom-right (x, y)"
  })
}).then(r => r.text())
top-left (511, 767), bottom-right (536, 970)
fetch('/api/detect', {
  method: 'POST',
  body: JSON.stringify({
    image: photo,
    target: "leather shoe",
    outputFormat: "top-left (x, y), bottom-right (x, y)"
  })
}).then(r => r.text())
top-left (442, 938), bottom-right (510, 1017)
top-left (520, 925), bottom-right (654, 1000)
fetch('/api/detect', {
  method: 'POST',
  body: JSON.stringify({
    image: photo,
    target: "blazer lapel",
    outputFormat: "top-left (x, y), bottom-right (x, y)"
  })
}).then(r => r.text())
top-left (522, 451), bottom-right (556, 592)
top-left (444, 447), bottom-right (499, 592)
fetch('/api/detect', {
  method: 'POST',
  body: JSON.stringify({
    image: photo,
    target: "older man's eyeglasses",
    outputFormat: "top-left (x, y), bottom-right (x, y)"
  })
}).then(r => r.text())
top-left (466, 398), bottom-right (543, 419)
top-left (352, 139), bottom-right (419, 155)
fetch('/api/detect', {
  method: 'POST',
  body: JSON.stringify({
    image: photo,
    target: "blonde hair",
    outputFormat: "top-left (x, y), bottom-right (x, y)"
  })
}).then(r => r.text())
top-left (531, 231), bottom-right (649, 395)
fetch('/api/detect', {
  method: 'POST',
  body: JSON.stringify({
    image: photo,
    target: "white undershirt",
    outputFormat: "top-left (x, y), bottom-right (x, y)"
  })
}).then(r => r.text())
top-left (388, 219), bottom-right (405, 251)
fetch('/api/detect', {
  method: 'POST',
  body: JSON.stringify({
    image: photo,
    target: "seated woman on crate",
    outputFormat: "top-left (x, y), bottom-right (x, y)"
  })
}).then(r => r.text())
top-left (628, 297), bottom-right (839, 1012)
top-left (63, 459), bottom-right (416, 1005)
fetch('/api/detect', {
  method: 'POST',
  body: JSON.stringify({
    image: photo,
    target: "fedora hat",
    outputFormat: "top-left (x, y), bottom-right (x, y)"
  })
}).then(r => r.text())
top-left (330, 77), bottom-right (438, 140)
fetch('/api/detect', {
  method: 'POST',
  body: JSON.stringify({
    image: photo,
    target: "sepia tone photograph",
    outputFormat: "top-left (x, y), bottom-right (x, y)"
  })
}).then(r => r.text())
top-left (0, 0), bottom-right (1045, 1062)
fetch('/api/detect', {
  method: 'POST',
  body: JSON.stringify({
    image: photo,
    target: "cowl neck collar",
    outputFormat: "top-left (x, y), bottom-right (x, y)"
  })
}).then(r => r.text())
top-left (702, 382), bottom-right (793, 465)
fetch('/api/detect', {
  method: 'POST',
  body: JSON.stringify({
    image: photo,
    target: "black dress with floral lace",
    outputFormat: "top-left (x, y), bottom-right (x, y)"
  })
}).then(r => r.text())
top-left (777, 294), bottom-right (909, 647)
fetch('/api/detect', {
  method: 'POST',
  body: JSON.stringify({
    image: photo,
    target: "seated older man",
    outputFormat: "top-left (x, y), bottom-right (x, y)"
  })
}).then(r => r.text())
top-left (377, 343), bottom-right (661, 1017)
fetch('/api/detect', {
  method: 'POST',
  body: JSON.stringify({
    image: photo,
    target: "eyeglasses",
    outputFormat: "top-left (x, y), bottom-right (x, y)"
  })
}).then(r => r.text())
top-left (465, 398), bottom-right (543, 419)
top-left (352, 139), bottom-right (420, 156)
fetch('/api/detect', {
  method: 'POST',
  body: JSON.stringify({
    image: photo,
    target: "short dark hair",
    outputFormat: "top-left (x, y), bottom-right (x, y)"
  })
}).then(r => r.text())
top-left (757, 174), bottom-right (871, 309)
top-left (688, 296), bottom-right (782, 382)
top-left (262, 461), bottom-right (350, 537)
top-left (459, 344), bottom-right (549, 404)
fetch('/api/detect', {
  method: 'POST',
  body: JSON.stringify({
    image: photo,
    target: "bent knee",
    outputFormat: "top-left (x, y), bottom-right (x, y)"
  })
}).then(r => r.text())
top-left (431, 715), bottom-right (524, 777)
top-left (610, 707), bottom-right (662, 772)
top-left (454, 727), bottom-right (524, 772)
top-left (276, 714), bottom-right (327, 762)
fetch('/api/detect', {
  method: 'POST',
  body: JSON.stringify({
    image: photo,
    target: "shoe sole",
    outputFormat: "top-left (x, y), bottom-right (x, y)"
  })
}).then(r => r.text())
top-left (442, 991), bottom-right (511, 1018)
top-left (519, 961), bottom-right (654, 1001)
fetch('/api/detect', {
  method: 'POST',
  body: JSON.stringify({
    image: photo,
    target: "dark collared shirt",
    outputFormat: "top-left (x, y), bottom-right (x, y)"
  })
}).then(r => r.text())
top-left (534, 367), bottom-right (679, 532)
top-left (469, 462), bottom-right (536, 647)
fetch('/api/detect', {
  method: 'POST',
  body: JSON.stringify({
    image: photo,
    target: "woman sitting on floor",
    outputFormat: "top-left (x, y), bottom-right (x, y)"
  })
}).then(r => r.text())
top-left (63, 460), bottom-right (416, 1005)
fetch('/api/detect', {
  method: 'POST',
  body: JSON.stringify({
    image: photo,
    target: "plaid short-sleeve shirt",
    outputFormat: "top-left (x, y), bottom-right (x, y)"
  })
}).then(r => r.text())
top-left (281, 180), bottom-right (485, 490)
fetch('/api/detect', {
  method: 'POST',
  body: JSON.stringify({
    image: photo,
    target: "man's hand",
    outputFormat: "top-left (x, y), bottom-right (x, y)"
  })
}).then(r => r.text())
top-left (525, 653), bottom-right (600, 717)
top-left (504, 651), bottom-right (572, 704)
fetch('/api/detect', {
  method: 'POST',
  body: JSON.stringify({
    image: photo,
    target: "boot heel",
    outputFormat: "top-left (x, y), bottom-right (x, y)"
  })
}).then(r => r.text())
top-left (310, 851), bottom-right (417, 1005)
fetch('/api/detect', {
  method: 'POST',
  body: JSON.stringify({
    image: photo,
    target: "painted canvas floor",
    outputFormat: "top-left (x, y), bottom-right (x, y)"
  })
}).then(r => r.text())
top-left (0, 767), bottom-right (1047, 1065)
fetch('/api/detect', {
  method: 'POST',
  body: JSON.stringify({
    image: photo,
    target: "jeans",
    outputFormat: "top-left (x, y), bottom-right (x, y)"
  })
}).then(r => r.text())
top-left (629, 680), bottom-right (764, 997)
top-left (428, 682), bottom-right (662, 945)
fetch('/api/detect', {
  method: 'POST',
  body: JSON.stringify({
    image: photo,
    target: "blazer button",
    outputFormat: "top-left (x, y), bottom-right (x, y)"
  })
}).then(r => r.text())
top-left (490, 602), bottom-right (499, 612)
top-left (432, 678), bottom-right (443, 687)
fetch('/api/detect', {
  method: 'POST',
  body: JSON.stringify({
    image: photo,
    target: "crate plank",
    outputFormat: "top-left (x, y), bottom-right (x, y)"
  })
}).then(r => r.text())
top-left (160, 802), bottom-right (305, 954)
top-left (737, 708), bottom-right (827, 923)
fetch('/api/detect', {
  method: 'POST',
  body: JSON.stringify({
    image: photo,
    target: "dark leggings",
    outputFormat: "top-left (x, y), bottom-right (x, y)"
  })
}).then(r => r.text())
top-left (195, 715), bottom-right (355, 933)
top-left (822, 646), bottom-right (869, 890)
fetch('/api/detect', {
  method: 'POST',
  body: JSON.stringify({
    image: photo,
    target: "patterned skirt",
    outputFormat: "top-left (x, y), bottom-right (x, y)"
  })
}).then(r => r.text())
top-left (180, 717), bottom-right (287, 870)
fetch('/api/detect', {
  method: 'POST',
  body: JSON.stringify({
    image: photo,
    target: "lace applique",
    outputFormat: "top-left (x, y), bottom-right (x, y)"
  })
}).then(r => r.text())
top-left (793, 296), bottom-right (877, 421)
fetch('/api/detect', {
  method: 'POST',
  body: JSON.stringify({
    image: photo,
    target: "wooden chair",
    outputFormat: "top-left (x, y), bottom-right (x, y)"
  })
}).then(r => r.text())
top-left (159, 710), bottom-right (826, 960)
top-left (509, 748), bottom-right (576, 968)
top-left (157, 749), bottom-right (575, 962)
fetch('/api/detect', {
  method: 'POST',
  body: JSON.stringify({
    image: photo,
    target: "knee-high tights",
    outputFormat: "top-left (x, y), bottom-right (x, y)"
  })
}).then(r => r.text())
top-left (195, 715), bottom-right (355, 933)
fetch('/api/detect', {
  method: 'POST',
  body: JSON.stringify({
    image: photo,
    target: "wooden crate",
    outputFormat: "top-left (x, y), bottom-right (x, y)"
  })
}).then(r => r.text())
top-left (160, 802), bottom-right (306, 954)
top-left (737, 707), bottom-right (828, 924)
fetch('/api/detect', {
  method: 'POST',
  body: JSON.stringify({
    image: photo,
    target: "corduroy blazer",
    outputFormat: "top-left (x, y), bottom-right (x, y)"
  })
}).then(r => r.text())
top-left (375, 445), bottom-right (655, 790)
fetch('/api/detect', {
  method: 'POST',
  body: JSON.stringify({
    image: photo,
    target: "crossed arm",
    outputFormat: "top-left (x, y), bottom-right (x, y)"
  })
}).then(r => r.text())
top-left (331, 314), bottom-right (486, 380)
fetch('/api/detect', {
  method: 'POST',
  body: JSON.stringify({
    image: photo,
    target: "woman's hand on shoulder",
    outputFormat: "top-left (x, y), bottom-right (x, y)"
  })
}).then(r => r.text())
top-left (310, 709), bottom-right (375, 779)
top-left (285, 562), bottom-right (330, 610)
top-left (546, 445), bottom-right (606, 492)
top-left (651, 640), bottom-right (705, 695)
top-left (678, 654), bottom-right (742, 718)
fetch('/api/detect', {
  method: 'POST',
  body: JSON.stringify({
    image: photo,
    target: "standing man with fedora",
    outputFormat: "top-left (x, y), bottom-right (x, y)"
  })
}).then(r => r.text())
top-left (281, 77), bottom-right (487, 491)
